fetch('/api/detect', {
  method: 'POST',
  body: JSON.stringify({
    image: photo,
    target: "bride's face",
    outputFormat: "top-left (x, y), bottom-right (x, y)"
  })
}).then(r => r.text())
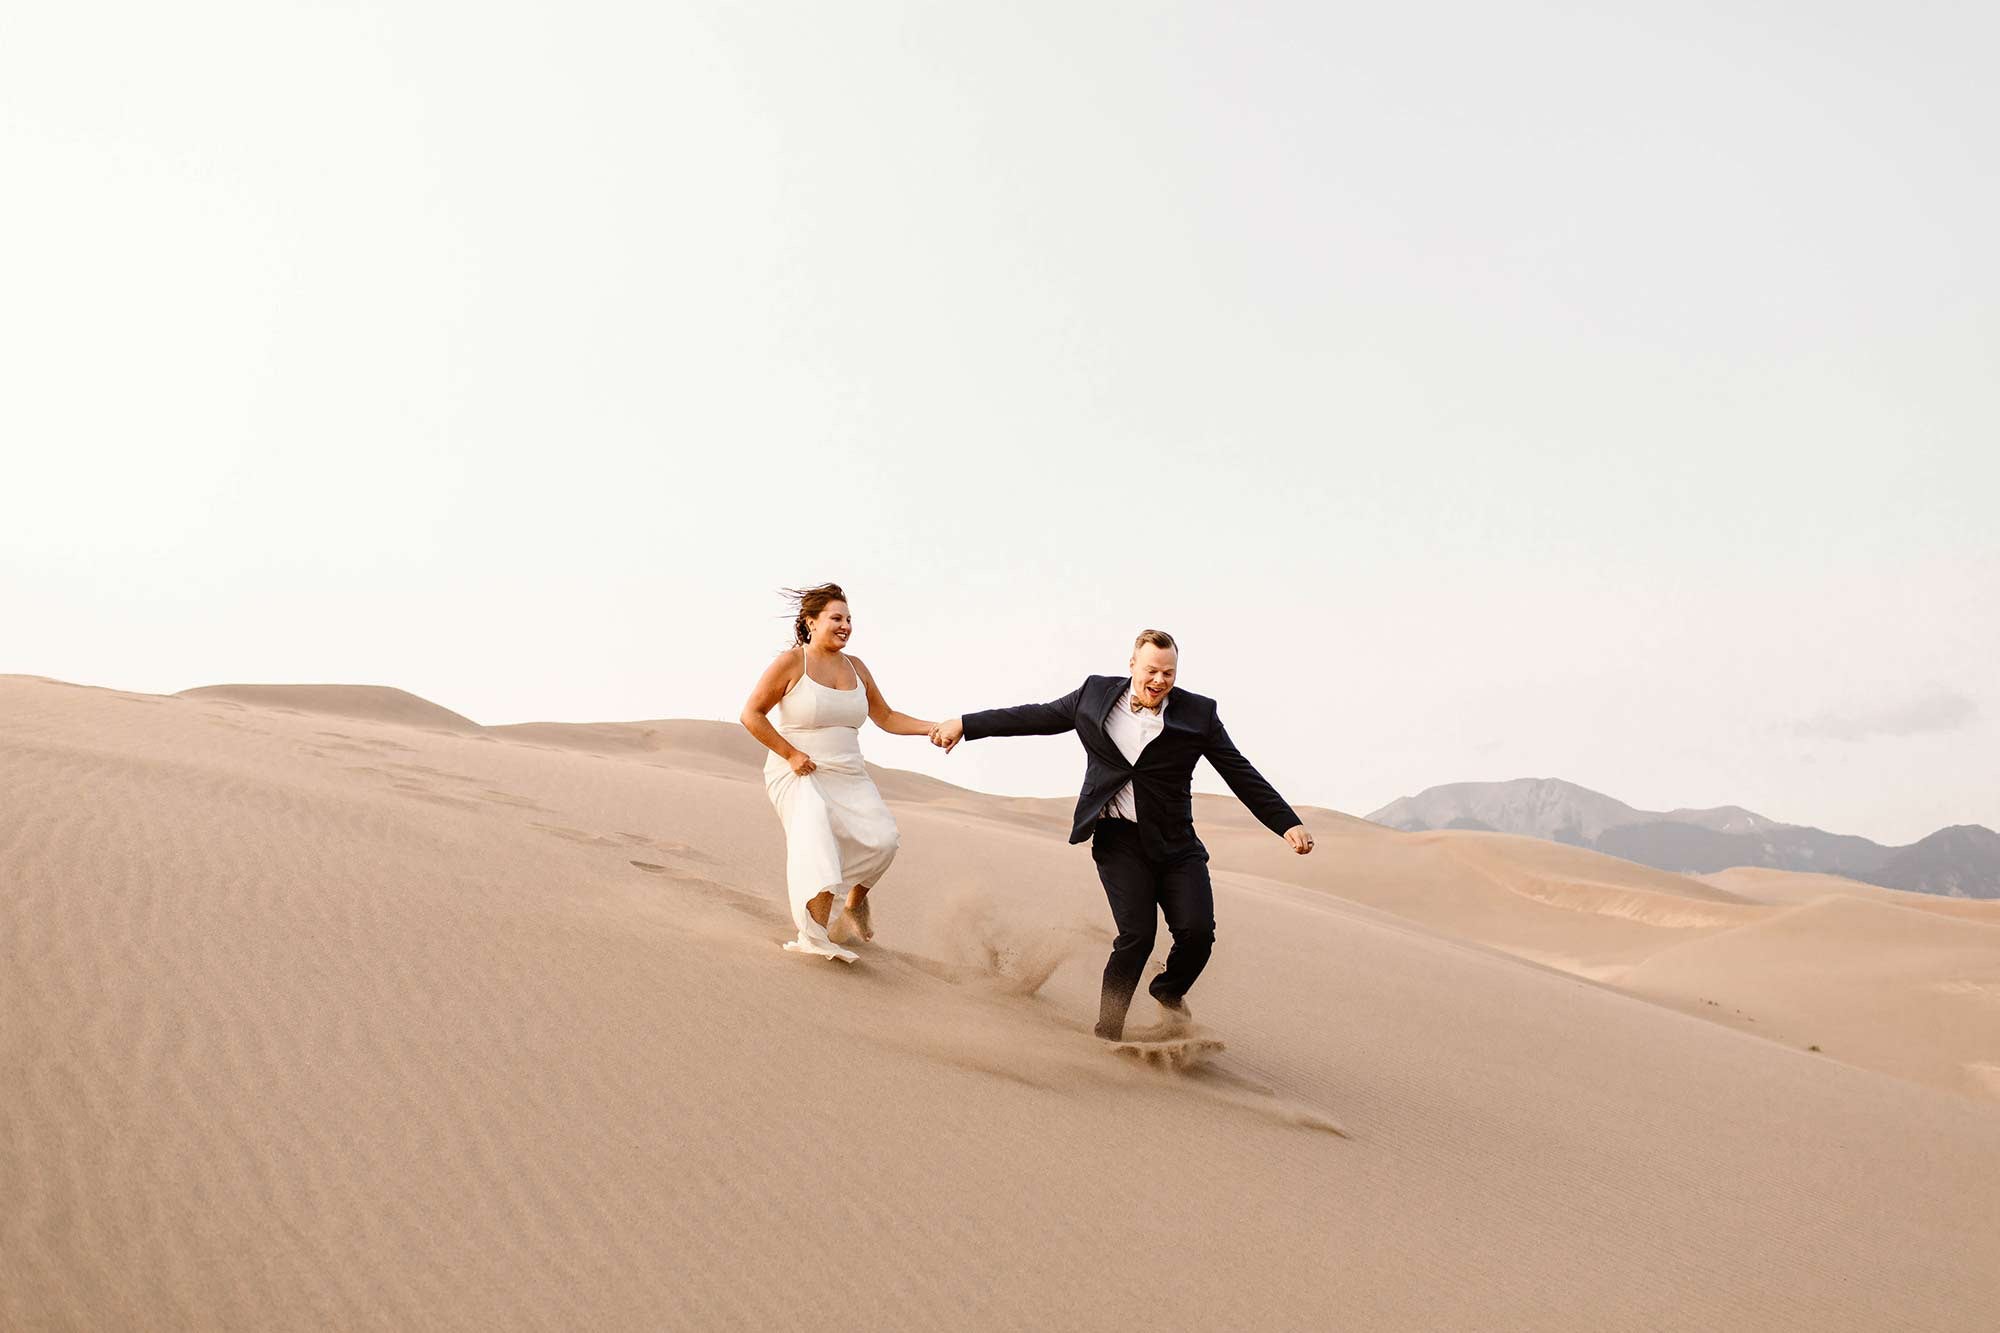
top-left (808, 601), bottom-right (853, 650)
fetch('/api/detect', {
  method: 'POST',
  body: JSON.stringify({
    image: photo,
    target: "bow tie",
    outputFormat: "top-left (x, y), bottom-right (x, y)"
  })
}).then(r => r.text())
top-left (1130, 695), bottom-right (1160, 715)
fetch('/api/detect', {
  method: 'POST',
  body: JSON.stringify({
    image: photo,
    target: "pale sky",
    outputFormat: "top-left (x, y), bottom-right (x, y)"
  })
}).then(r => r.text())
top-left (4, 2), bottom-right (1995, 845)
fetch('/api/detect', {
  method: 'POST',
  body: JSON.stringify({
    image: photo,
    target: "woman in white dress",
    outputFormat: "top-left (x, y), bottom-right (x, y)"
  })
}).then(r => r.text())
top-left (740, 583), bottom-right (936, 962)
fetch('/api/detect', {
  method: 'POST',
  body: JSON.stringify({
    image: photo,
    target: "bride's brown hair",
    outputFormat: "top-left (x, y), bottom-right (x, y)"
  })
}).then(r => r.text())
top-left (781, 583), bottom-right (847, 646)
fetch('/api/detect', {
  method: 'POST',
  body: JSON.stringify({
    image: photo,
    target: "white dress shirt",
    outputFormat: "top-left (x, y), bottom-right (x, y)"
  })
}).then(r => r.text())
top-left (1101, 687), bottom-right (1167, 822)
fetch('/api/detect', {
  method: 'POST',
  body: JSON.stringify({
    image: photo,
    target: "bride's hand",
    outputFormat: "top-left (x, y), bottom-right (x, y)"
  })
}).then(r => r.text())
top-left (788, 750), bottom-right (817, 777)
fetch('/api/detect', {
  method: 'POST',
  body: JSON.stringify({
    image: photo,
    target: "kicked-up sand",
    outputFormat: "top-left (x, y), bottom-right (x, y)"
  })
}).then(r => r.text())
top-left (3, 674), bottom-right (1997, 1330)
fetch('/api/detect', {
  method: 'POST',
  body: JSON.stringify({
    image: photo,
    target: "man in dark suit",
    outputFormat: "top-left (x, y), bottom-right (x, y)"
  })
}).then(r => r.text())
top-left (931, 630), bottom-right (1314, 1041)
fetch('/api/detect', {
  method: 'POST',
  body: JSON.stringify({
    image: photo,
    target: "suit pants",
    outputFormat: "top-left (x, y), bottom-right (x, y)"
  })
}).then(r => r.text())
top-left (1089, 819), bottom-right (1215, 1040)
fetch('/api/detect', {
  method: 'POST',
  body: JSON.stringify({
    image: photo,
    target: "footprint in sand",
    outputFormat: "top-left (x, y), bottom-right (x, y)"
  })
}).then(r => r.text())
top-left (619, 865), bottom-right (786, 926)
top-left (531, 823), bottom-right (709, 860)
top-left (475, 789), bottom-right (549, 810)
top-left (532, 823), bottom-right (628, 848)
top-left (344, 762), bottom-right (550, 812)
top-left (617, 831), bottom-right (709, 860)
top-left (317, 730), bottom-right (416, 754)
top-left (390, 781), bottom-right (484, 811)
top-left (384, 761), bottom-right (478, 782)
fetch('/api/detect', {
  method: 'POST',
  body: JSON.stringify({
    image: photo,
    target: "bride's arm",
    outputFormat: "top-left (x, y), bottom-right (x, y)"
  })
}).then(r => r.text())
top-left (740, 652), bottom-right (814, 769)
top-left (850, 658), bottom-right (934, 737)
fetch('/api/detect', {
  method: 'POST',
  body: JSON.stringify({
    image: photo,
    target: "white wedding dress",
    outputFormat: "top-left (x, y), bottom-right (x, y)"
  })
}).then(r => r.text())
top-left (763, 647), bottom-right (900, 961)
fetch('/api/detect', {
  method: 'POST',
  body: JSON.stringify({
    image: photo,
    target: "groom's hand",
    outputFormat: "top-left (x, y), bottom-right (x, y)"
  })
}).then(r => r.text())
top-left (1284, 825), bottom-right (1315, 855)
top-left (930, 718), bottom-right (964, 753)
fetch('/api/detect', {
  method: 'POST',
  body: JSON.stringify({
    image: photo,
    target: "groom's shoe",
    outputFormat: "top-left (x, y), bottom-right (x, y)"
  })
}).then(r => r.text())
top-left (1150, 985), bottom-right (1194, 1032)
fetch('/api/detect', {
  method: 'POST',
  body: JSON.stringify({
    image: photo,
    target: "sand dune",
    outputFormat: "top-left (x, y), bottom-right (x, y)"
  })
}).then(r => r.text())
top-left (1700, 864), bottom-right (2000, 922)
top-left (1622, 895), bottom-right (2000, 1098)
top-left (487, 717), bottom-right (764, 771)
top-left (177, 682), bottom-right (484, 733)
top-left (4, 675), bottom-right (1998, 1330)
top-left (1200, 818), bottom-right (1765, 979)
top-left (1196, 821), bottom-right (2000, 1095)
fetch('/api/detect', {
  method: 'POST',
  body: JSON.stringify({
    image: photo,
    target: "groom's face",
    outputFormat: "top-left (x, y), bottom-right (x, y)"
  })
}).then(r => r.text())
top-left (1129, 644), bottom-right (1178, 709)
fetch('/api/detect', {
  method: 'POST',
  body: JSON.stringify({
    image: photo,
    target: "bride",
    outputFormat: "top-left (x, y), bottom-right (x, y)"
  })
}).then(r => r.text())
top-left (739, 583), bottom-right (935, 961)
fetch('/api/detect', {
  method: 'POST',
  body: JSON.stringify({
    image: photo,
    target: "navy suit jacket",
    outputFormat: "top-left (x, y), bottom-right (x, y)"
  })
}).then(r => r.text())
top-left (961, 675), bottom-right (1301, 861)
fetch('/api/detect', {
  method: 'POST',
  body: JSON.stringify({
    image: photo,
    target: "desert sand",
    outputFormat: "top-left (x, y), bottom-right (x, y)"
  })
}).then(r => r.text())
top-left (3, 674), bottom-right (1997, 1330)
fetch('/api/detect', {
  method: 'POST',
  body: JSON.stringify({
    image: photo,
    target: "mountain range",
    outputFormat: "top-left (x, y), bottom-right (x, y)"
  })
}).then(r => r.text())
top-left (1364, 778), bottom-right (2000, 899)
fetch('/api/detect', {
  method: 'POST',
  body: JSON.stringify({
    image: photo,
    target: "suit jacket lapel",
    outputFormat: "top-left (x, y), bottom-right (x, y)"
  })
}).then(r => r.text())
top-left (1096, 677), bottom-right (1126, 731)
top-left (1079, 677), bottom-right (1125, 761)
top-left (1088, 680), bottom-right (1136, 732)
top-left (1134, 690), bottom-right (1197, 768)
top-left (1160, 692), bottom-right (1199, 738)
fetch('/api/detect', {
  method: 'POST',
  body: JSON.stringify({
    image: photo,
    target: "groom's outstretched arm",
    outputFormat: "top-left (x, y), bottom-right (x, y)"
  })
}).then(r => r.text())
top-left (935, 682), bottom-right (1086, 751)
top-left (1203, 712), bottom-right (1306, 840)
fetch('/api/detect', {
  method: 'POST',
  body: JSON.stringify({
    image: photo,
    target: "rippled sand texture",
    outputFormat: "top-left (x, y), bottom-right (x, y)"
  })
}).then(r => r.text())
top-left (4, 675), bottom-right (1997, 1330)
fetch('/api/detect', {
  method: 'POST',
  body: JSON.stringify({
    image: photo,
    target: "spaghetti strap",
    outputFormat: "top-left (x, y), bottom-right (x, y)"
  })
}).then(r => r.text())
top-left (779, 644), bottom-right (806, 698)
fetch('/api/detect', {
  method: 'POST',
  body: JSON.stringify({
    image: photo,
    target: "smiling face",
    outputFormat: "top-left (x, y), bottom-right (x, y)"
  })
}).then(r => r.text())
top-left (807, 599), bottom-right (852, 650)
top-left (1129, 642), bottom-right (1178, 709)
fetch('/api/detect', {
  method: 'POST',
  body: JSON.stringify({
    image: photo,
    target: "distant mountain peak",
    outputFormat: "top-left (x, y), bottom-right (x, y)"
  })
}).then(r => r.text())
top-left (1364, 780), bottom-right (1996, 900)
top-left (1367, 777), bottom-right (1644, 844)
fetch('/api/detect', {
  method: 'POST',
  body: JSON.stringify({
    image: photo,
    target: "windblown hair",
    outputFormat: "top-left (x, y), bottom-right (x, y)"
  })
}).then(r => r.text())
top-left (1133, 628), bottom-right (1177, 653)
top-left (781, 583), bottom-right (847, 646)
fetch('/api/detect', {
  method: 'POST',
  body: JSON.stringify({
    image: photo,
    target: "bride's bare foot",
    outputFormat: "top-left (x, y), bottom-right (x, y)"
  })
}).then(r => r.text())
top-left (845, 894), bottom-right (873, 942)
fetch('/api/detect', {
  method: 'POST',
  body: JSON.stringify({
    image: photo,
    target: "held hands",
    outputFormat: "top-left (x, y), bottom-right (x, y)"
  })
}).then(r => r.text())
top-left (1284, 825), bottom-right (1315, 855)
top-left (929, 717), bottom-right (964, 753)
top-left (787, 750), bottom-right (817, 777)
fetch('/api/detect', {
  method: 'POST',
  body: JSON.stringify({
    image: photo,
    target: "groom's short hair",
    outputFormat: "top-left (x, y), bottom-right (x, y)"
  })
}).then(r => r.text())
top-left (1133, 629), bottom-right (1177, 653)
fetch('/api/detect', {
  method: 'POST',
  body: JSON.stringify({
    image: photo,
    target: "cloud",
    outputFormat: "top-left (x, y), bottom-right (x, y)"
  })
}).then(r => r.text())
top-left (1795, 688), bottom-right (1980, 742)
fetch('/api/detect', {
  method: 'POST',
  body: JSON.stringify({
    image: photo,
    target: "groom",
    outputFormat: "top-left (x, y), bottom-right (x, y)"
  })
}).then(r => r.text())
top-left (931, 630), bottom-right (1313, 1041)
